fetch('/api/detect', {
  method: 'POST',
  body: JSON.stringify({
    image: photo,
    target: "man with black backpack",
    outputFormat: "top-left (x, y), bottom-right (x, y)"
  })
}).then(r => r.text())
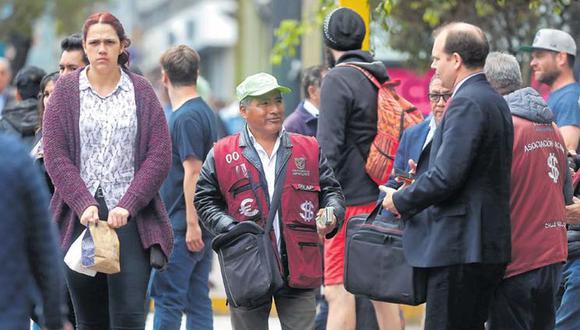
top-left (317, 7), bottom-right (402, 330)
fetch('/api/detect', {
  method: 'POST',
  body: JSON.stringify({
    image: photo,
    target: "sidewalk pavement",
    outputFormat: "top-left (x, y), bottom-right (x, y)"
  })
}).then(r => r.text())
top-left (144, 314), bottom-right (422, 330)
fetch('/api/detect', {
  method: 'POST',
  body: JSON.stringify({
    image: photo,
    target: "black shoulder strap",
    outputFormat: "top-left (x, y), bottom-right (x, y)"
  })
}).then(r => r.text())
top-left (245, 150), bottom-right (289, 234)
top-left (264, 152), bottom-right (289, 233)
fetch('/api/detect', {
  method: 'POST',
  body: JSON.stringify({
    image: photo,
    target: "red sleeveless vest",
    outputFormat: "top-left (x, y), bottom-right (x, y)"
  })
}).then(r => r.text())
top-left (213, 132), bottom-right (323, 288)
top-left (507, 117), bottom-right (568, 278)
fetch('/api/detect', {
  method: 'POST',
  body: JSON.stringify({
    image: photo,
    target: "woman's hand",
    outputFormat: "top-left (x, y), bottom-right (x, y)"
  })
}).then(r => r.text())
top-left (80, 205), bottom-right (99, 226)
top-left (108, 207), bottom-right (130, 228)
top-left (107, 206), bottom-right (129, 228)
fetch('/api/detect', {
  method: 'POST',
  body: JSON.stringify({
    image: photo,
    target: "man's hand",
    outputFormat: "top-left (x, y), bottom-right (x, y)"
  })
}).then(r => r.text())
top-left (316, 208), bottom-right (337, 240)
top-left (408, 159), bottom-right (417, 176)
top-left (183, 156), bottom-right (204, 252)
top-left (394, 159), bottom-right (417, 188)
top-left (379, 185), bottom-right (400, 217)
top-left (80, 205), bottom-right (99, 226)
top-left (107, 207), bottom-right (130, 228)
top-left (186, 222), bottom-right (205, 252)
top-left (566, 197), bottom-right (580, 225)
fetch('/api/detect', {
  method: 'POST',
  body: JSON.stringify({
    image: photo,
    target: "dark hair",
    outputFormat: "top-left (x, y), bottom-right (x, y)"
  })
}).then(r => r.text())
top-left (160, 45), bottom-right (200, 87)
top-left (37, 72), bottom-right (60, 130)
top-left (439, 23), bottom-right (489, 69)
top-left (15, 66), bottom-right (46, 100)
top-left (82, 12), bottom-right (131, 68)
top-left (302, 65), bottom-right (326, 99)
top-left (568, 54), bottom-right (576, 69)
top-left (60, 33), bottom-right (89, 65)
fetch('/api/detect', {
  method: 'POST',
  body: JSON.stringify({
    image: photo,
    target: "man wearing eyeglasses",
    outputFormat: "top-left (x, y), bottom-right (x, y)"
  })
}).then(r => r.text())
top-left (384, 76), bottom-right (451, 190)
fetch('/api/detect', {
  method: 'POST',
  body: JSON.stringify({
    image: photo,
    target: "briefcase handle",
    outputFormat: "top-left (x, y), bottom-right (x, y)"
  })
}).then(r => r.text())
top-left (367, 200), bottom-right (404, 230)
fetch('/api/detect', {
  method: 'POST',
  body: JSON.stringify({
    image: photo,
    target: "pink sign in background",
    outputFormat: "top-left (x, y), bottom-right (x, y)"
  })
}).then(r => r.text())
top-left (388, 68), bottom-right (434, 116)
top-left (387, 67), bottom-right (551, 116)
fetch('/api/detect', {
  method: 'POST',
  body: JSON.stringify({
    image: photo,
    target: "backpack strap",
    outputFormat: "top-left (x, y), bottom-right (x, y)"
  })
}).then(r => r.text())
top-left (337, 63), bottom-right (400, 89)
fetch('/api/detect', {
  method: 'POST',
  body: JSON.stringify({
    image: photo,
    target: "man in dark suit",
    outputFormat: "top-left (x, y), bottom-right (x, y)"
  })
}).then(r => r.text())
top-left (381, 22), bottom-right (514, 330)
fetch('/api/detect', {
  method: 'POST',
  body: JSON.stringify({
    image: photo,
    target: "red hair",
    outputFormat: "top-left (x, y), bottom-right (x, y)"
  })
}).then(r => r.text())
top-left (82, 12), bottom-right (131, 68)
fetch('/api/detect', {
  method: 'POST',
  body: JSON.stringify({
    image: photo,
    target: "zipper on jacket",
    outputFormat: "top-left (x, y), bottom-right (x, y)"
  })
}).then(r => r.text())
top-left (299, 241), bottom-right (321, 248)
top-left (231, 184), bottom-right (252, 197)
top-left (288, 223), bottom-right (317, 232)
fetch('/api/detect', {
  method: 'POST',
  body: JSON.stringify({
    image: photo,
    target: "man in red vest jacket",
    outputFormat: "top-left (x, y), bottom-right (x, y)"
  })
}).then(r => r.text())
top-left (485, 52), bottom-right (571, 329)
top-left (195, 72), bottom-right (345, 330)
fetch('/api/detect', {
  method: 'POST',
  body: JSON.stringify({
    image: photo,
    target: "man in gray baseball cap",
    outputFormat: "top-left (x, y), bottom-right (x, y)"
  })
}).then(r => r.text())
top-left (521, 28), bottom-right (576, 56)
top-left (521, 28), bottom-right (579, 151)
top-left (523, 28), bottom-right (580, 330)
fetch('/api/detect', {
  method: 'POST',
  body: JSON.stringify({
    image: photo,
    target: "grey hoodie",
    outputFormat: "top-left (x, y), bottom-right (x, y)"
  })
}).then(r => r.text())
top-left (504, 87), bottom-right (553, 124)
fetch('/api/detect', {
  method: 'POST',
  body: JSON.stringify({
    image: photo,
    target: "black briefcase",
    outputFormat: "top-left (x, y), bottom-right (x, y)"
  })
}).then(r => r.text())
top-left (212, 221), bottom-right (283, 308)
top-left (344, 204), bottom-right (427, 305)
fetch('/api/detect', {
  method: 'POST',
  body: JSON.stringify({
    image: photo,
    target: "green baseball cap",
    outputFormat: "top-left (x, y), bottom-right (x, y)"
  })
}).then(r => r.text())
top-left (236, 72), bottom-right (291, 102)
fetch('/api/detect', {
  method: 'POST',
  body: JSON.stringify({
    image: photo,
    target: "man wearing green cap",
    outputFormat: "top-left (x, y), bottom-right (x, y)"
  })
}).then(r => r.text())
top-left (195, 72), bottom-right (345, 329)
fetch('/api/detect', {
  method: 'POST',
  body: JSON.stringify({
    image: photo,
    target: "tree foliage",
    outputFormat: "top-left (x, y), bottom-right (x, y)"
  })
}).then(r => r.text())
top-left (0, 0), bottom-right (104, 74)
top-left (388, 0), bottom-right (580, 71)
top-left (272, 0), bottom-right (580, 77)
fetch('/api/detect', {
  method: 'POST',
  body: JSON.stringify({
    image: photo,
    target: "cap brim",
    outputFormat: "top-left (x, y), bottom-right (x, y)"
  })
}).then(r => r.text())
top-left (247, 85), bottom-right (292, 97)
top-left (519, 45), bottom-right (535, 53)
top-left (519, 45), bottom-right (563, 54)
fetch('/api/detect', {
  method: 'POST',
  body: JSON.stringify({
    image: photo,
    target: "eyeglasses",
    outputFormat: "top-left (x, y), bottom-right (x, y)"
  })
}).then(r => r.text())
top-left (428, 93), bottom-right (452, 103)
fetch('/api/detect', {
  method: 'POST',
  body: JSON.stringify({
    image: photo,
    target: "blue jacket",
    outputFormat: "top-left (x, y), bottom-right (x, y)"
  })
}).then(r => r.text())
top-left (385, 119), bottom-right (431, 190)
top-left (284, 101), bottom-right (318, 137)
top-left (0, 134), bottom-right (64, 329)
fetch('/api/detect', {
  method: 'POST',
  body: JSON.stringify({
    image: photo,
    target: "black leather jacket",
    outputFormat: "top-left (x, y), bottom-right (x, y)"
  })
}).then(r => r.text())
top-left (194, 128), bottom-right (346, 238)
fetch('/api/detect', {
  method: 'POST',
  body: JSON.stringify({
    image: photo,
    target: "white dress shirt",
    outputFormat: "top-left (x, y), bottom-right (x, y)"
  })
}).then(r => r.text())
top-left (422, 116), bottom-right (438, 150)
top-left (247, 127), bottom-right (283, 251)
top-left (302, 99), bottom-right (319, 117)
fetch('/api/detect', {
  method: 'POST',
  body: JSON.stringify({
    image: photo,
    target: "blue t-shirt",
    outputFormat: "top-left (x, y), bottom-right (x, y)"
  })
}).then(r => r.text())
top-left (548, 82), bottom-right (580, 128)
top-left (160, 97), bottom-right (217, 233)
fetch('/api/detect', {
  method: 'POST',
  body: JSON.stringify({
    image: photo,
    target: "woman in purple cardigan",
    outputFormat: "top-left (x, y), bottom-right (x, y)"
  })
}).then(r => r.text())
top-left (43, 12), bottom-right (173, 329)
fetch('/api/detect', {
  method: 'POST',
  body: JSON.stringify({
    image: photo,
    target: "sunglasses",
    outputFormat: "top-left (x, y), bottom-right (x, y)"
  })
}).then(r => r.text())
top-left (428, 93), bottom-right (452, 103)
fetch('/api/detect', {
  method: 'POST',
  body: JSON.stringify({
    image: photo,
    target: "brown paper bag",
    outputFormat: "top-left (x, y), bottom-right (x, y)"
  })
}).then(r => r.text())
top-left (81, 220), bottom-right (121, 274)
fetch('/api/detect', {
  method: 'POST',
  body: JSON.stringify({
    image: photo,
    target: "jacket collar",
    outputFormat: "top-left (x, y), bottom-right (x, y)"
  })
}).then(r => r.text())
top-left (239, 124), bottom-right (292, 149)
top-left (239, 125), bottom-right (293, 180)
top-left (296, 104), bottom-right (318, 125)
top-left (452, 72), bottom-right (485, 97)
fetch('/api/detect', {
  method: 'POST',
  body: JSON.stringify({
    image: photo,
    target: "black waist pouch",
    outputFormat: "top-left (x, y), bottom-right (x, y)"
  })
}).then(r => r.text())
top-left (212, 221), bottom-right (282, 308)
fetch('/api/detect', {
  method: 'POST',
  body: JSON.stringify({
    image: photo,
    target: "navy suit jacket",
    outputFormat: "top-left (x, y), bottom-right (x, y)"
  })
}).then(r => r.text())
top-left (393, 73), bottom-right (513, 267)
top-left (385, 119), bottom-right (431, 190)
top-left (283, 101), bottom-right (318, 137)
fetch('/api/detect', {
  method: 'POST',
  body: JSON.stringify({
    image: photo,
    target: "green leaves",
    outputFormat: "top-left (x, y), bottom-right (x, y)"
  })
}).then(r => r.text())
top-left (271, 19), bottom-right (304, 65)
top-left (271, 0), bottom-right (580, 69)
top-left (270, 0), bottom-right (336, 65)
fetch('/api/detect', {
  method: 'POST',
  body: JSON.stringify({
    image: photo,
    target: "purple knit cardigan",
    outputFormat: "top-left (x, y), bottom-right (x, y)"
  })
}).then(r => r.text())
top-left (43, 68), bottom-right (173, 258)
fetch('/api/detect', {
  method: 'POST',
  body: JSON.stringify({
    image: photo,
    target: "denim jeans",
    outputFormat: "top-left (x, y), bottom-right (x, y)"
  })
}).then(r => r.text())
top-left (151, 232), bottom-right (213, 330)
top-left (556, 258), bottom-right (580, 329)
